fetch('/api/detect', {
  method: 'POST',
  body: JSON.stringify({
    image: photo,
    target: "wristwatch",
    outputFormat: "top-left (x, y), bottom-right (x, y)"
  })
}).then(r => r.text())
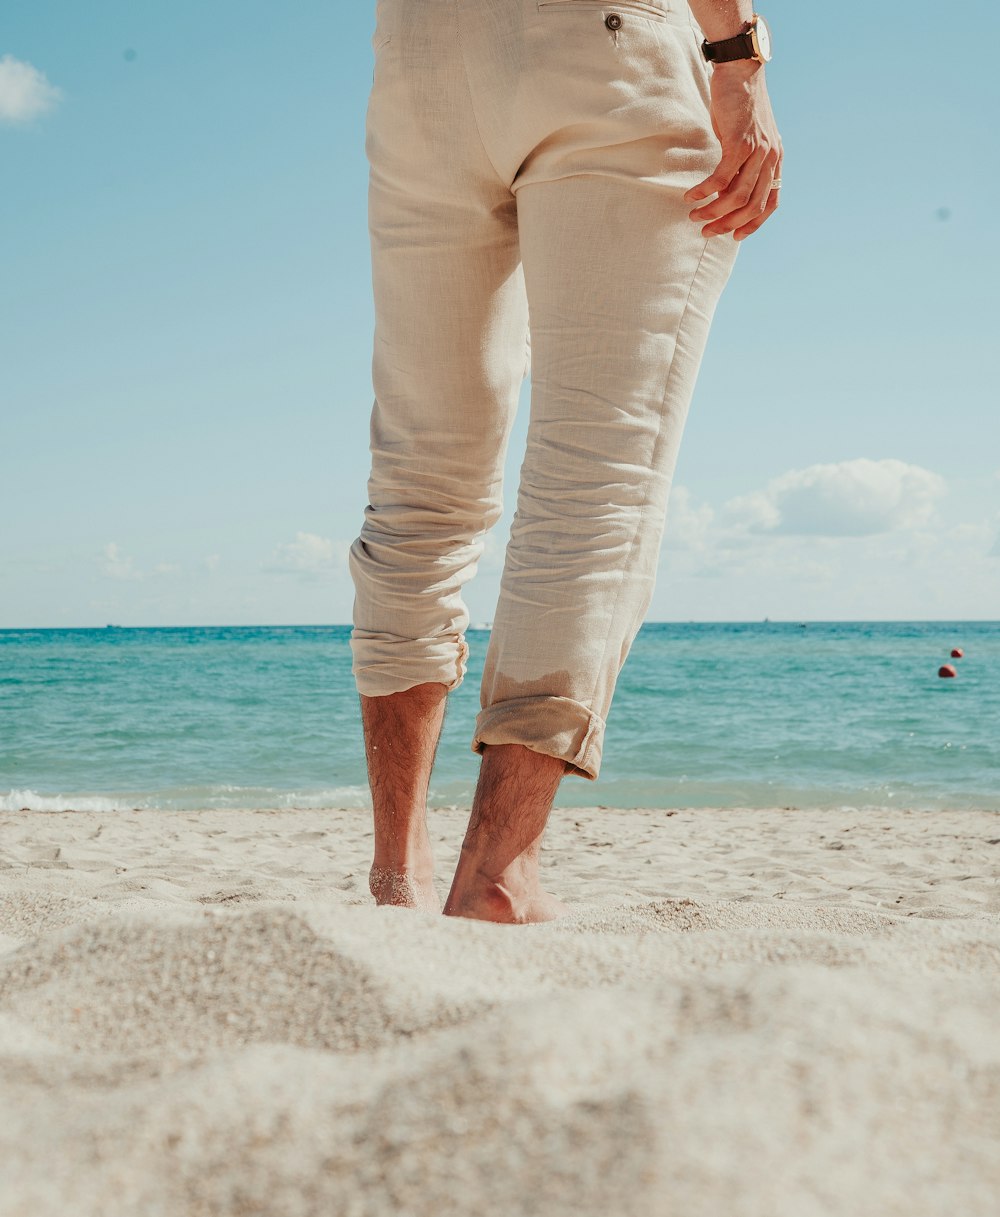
top-left (701, 14), bottom-right (772, 65)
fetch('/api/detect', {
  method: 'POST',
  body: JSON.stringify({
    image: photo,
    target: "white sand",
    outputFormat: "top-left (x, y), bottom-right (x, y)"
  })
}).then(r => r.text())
top-left (1, 804), bottom-right (998, 1216)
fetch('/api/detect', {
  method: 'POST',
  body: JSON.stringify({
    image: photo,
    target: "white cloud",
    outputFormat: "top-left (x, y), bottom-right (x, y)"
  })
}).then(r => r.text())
top-left (101, 542), bottom-right (141, 582)
top-left (654, 465), bottom-right (1000, 618)
top-left (264, 532), bottom-right (347, 577)
top-left (100, 543), bottom-right (179, 582)
top-left (0, 55), bottom-right (62, 124)
top-left (721, 458), bottom-right (946, 537)
top-left (663, 484), bottom-right (715, 551)
top-left (478, 527), bottom-right (509, 575)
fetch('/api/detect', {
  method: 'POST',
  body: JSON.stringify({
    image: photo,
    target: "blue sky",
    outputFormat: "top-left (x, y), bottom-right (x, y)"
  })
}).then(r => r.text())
top-left (2, 0), bottom-right (998, 627)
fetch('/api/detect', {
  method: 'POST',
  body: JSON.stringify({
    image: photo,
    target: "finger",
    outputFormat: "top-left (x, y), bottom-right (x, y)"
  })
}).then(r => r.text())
top-left (731, 148), bottom-right (783, 240)
top-left (732, 189), bottom-right (779, 241)
top-left (689, 145), bottom-right (767, 222)
top-left (683, 139), bottom-right (754, 203)
top-left (690, 145), bottom-right (767, 227)
top-left (701, 150), bottom-right (777, 236)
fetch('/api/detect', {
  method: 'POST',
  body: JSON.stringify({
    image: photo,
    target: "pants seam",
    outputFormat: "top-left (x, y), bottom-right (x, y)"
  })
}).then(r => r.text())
top-left (585, 235), bottom-right (714, 715)
top-left (453, 0), bottom-right (510, 191)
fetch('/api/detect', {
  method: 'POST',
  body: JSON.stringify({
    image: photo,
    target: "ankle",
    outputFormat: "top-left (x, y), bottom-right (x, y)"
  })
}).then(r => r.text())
top-left (447, 846), bottom-right (540, 904)
top-left (372, 827), bottom-right (434, 874)
top-left (454, 836), bottom-right (539, 885)
top-left (446, 874), bottom-right (524, 920)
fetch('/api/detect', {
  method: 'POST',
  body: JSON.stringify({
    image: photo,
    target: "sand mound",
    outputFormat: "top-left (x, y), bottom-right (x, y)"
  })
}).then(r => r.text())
top-left (1, 806), bottom-right (998, 1215)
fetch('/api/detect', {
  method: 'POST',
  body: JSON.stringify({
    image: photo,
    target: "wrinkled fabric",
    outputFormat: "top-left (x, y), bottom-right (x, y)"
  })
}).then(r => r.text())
top-left (349, 0), bottom-right (740, 779)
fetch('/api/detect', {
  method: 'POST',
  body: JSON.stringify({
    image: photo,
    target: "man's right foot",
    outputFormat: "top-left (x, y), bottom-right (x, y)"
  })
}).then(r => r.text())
top-left (443, 875), bottom-right (568, 924)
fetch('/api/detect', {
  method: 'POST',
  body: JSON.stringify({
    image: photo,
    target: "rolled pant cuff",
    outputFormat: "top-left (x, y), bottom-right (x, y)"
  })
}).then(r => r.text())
top-left (352, 633), bottom-right (469, 697)
top-left (471, 694), bottom-right (605, 781)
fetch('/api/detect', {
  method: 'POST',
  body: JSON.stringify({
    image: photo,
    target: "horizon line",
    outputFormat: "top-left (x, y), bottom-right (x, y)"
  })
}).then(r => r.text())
top-left (2, 618), bottom-right (998, 632)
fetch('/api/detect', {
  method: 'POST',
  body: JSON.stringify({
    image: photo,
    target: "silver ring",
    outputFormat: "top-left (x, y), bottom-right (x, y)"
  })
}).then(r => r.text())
top-left (771, 178), bottom-right (783, 189)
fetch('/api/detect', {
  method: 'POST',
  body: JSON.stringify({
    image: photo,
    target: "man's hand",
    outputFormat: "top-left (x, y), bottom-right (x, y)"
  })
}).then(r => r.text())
top-left (683, 59), bottom-right (782, 242)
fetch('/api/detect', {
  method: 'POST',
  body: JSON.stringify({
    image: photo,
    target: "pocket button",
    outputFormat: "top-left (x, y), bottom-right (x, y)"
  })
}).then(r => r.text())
top-left (605, 13), bottom-right (623, 30)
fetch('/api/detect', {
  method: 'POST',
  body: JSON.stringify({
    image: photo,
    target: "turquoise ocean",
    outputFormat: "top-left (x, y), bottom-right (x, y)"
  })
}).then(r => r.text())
top-left (2, 622), bottom-right (998, 813)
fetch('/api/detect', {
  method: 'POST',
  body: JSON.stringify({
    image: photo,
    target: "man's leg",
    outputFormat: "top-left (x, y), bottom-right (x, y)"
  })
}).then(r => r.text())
top-left (445, 6), bottom-right (741, 922)
top-left (361, 683), bottom-right (448, 911)
top-left (350, 6), bottom-right (529, 906)
top-left (443, 742), bottom-right (567, 923)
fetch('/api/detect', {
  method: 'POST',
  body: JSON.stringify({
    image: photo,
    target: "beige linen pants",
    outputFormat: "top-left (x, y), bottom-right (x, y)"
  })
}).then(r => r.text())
top-left (349, 0), bottom-right (739, 779)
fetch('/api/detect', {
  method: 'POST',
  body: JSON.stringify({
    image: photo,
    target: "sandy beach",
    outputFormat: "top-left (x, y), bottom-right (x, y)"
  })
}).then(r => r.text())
top-left (2, 803), bottom-right (998, 1216)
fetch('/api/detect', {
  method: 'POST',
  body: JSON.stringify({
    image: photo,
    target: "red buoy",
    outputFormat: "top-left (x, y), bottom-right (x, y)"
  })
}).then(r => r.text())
top-left (951, 648), bottom-right (963, 658)
top-left (938, 664), bottom-right (957, 678)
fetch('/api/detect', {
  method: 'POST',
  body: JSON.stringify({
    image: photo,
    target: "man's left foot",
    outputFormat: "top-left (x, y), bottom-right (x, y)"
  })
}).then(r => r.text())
top-left (369, 864), bottom-right (441, 912)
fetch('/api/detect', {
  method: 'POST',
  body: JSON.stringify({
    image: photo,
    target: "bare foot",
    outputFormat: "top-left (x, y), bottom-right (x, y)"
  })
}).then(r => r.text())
top-left (443, 741), bottom-right (569, 924)
top-left (369, 864), bottom-right (441, 913)
top-left (443, 873), bottom-right (568, 924)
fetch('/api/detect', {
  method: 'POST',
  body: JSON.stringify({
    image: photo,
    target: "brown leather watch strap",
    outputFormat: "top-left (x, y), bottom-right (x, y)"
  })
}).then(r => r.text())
top-left (701, 30), bottom-right (757, 63)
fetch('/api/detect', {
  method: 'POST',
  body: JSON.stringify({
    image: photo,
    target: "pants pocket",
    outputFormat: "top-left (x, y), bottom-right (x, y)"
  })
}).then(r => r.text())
top-left (536, 0), bottom-right (683, 23)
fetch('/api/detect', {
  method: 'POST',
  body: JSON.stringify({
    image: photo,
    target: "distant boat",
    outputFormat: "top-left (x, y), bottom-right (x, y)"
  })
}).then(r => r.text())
top-left (471, 621), bottom-right (493, 631)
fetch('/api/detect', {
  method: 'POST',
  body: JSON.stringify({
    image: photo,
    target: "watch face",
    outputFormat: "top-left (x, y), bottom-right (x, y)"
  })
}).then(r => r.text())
top-left (754, 15), bottom-right (772, 61)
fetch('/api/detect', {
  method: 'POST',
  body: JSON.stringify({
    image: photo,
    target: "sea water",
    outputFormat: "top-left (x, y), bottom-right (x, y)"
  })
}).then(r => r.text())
top-left (1, 622), bottom-right (997, 812)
